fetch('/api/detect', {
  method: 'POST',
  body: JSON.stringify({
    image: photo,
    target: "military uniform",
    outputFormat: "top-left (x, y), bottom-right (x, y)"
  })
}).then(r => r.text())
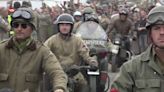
top-left (45, 33), bottom-right (96, 86)
top-left (0, 37), bottom-right (67, 92)
top-left (99, 15), bottom-right (110, 31)
top-left (45, 33), bottom-right (94, 70)
top-left (73, 21), bottom-right (82, 33)
top-left (111, 45), bottom-right (164, 92)
top-left (108, 18), bottom-right (134, 36)
top-left (38, 13), bottom-right (52, 42)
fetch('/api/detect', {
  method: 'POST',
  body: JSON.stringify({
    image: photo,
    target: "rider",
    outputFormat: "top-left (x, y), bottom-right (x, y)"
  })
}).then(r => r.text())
top-left (73, 11), bottom-right (82, 33)
top-left (0, 8), bottom-right (67, 92)
top-left (73, 11), bottom-right (82, 22)
top-left (110, 6), bottom-right (164, 92)
top-left (45, 13), bottom-right (98, 92)
top-left (107, 8), bottom-right (134, 51)
top-left (82, 7), bottom-right (99, 23)
top-left (73, 7), bottom-right (99, 33)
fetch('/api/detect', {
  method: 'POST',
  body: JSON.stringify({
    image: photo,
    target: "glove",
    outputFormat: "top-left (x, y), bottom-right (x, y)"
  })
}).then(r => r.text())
top-left (89, 61), bottom-right (98, 71)
top-left (66, 65), bottom-right (80, 77)
top-left (54, 89), bottom-right (64, 92)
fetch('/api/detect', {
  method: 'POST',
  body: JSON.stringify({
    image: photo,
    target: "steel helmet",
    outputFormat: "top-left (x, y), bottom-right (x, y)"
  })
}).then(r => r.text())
top-left (146, 6), bottom-right (164, 29)
top-left (119, 8), bottom-right (128, 15)
top-left (56, 13), bottom-right (75, 33)
top-left (11, 8), bottom-right (37, 30)
top-left (56, 13), bottom-right (74, 25)
top-left (83, 7), bottom-right (94, 14)
top-left (73, 11), bottom-right (82, 16)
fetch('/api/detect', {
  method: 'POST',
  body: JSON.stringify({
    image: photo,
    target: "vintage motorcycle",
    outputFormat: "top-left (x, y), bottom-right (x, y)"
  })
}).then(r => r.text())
top-left (109, 34), bottom-right (133, 72)
top-left (75, 21), bottom-right (110, 92)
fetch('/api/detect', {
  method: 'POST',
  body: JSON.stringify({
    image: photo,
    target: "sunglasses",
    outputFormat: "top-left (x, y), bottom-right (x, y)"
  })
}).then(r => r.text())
top-left (12, 10), bottom-right (32, 20)
top-left (12, 22), bottom-right (29, 29)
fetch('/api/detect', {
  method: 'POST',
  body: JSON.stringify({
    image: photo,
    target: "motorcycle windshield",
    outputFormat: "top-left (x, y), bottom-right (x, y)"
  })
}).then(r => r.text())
top-left (76, 21), bottom-right (108, 40)
top-left (76, 21), bottom-right (108, 50)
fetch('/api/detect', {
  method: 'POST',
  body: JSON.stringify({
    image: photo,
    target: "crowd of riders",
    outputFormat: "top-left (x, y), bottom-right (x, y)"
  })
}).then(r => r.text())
top-left (0, 0), bottom-right (156, 54)
top-left (0, 0), bottom-right (164, 92)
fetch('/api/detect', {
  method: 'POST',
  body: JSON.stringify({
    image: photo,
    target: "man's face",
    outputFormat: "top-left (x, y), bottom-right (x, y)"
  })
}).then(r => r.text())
top-left (140, 10), bottom-right (147, 18)
top-left (13, 21), bottom-right (33, 40)
top-left (151, 24), bottom-right (164, 49)
top-left (74, 16), bottom-right (81, 21)
top-left (120, 14), bottom-right (127, 21)
top-left (59, 23), bottom-right (72, 34)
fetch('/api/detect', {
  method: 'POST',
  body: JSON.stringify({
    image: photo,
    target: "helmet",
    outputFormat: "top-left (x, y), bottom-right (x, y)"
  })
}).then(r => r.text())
top-left (146, 6), bottom-right (164, 29)
top-left (83, 7), bottom-right (94, 14)
top-left (119, 9), bottom-right (128, 15)
top-left (73, 11), bottom-right (82, 16)
top-left (11, 8), bottom-right (37, 30)
top-left (56, 13), bottom-right (74, 33)
top-left (22, 1), bottom-right (32, 8)
top-left (13, 1), bottom-right (21, 9)
top-left (56, 13), bottom-right (74, 25)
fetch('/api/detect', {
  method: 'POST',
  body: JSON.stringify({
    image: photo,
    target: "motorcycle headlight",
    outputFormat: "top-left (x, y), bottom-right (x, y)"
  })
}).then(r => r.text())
top-left (110, 44), bottom-right (119, 54)
top-left (114, 40), bottom-right (120, 45)
top-left (114, 41), bottom-right (120, 44)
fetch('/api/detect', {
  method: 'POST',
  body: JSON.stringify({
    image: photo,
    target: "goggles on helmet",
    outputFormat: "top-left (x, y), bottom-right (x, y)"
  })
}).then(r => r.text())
top-left (12, 10), bottom-right (32, 20)
top-left (147, 12), bottom-right (164, 24)
top-left (85, 14), bottom-right (97, 20)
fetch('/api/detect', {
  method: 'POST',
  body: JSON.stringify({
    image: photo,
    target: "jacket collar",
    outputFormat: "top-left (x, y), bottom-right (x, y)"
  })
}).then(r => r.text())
top-left (58, 33), bottom-right (72, 41)
top-left (141, 44), bottom-right (163, 74)
top-left (5, 37), bottom-right (37, 51)
top-left (140, 44), bottom-right (153, 61)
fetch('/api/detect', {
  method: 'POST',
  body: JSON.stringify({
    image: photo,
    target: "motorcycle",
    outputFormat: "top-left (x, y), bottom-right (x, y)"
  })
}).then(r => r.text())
top-left (66, 65), bottom-right (99, 92)
top-left (109, 34), bottom-right (132, 72)
top-left (75, 21), bottom-right (110, 92)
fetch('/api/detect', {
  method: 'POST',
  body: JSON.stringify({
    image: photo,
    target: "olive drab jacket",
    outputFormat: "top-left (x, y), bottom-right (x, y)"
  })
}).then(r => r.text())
top-left (38, 13), bottom-right (52, 42)
top-left (44, 33), bottom-right (95, 70)
top-left (73, 21), bottom-right (82, 33)
top-left (0, 38), bottom-right (67, 92)
top-left (111, 44), bottom-right (164, 92)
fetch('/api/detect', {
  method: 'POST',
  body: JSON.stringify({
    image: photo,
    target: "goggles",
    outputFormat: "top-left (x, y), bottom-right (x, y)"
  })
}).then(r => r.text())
top-left (12, 21), bottom-right (29, 29)
top-left (147, 12), bottom-right (164, 24)
top-left (12, 10), bottom-right (32, 20)
top-left (85, 14), bottom-right (97, 21)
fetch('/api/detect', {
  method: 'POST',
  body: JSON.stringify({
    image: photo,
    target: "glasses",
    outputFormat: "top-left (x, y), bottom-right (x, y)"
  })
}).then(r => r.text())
top-left (12, 10), bottom-right (32, 20)
top-left (12, 22), bottom-right (29, 29)
top-left (147, 12), bottom-right (164, 24)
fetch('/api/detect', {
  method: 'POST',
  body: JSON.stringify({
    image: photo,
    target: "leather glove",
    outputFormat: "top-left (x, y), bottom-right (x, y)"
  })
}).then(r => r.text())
top-left (54, 89), bottom-right (64, 92)
top-left (89, 61), bottom-right (98, 71)
top-left (66, 65), bottom-right (79, 77)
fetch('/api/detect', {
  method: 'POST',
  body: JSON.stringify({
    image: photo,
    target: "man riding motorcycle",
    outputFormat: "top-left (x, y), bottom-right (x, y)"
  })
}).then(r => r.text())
top-left (73, 11), bottom-right (82, 33)
top-left (44, 13), bottom-right (98, 92)
top-left (107, 9), bottom-right (134, 51)
top-left (73, 7), bottom-right (98, 33)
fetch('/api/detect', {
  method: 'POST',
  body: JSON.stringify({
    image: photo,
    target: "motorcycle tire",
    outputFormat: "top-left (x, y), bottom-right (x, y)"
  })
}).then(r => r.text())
top-left (111, 54), bottom-right (117, 72)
